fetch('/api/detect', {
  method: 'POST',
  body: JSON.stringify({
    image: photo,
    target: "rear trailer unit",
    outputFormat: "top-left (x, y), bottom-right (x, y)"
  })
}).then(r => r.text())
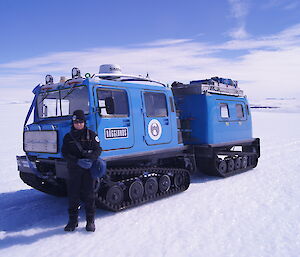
top-left (172, 77), bottom-right (260, 177)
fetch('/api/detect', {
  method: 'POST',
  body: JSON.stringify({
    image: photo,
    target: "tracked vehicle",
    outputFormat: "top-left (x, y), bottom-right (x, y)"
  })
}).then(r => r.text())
top-left (17, 65), bottom-right (260, 211)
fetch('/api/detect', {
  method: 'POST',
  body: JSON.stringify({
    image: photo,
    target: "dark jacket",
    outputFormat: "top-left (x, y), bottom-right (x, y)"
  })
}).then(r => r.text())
top-left (62, 126), bottom-right (102, 168)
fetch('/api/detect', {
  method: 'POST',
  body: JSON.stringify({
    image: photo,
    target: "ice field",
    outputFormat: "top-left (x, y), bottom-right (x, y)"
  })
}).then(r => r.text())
top-left (0, 92), bottom-right (300, 257)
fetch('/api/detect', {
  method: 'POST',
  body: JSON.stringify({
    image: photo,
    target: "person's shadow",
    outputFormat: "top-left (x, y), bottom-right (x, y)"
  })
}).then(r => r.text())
top-left (0, 189), bottom-right (114, 249)
top-left (0, 172), bottom-right (222, 249)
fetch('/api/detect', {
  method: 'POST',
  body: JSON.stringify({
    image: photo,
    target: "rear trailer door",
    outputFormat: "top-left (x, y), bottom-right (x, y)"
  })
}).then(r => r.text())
top-left (141, 91), bottom-right (172, 145)
top-left (94, 87), bottom-right (134, 150)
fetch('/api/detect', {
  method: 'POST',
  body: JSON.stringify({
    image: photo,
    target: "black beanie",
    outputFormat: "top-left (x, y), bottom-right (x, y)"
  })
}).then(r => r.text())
top-left (72, 110), bottom-right (86, 122)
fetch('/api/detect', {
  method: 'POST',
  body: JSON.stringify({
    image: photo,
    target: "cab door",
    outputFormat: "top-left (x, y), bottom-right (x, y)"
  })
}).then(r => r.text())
top-left (141, 91), bottom-right (172, 145)
top-left (94, 86), bottom-right (134, 150)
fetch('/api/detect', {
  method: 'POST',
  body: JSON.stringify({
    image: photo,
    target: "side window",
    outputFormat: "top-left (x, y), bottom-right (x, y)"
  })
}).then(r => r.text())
top-left (236, 104), bottom-right (244, 119)
top-left (220, 103), bottom-right (230, 118)
top-left (97, 88), bottom-right (129, 117)
top-left (144, 92), bottom-right (168, 117)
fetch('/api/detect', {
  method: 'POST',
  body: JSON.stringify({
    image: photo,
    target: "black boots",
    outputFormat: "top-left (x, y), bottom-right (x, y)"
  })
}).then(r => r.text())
top-left (64, 218), bottom-right (95, 232)
top-left (64, 216), bottom-right (78, 232)
top-left (86, 216), bottom-right (96, 232)
top-left (64, 212), bottom-right (95, 232)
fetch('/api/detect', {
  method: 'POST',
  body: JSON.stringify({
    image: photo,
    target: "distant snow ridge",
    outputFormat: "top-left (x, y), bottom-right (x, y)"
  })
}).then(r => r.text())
top-left (0, 100), bottom-right (31, 105)
top-left (251, 98), bottom-right (300, 113)
top-left (0, 88), bottom-right (32, 106)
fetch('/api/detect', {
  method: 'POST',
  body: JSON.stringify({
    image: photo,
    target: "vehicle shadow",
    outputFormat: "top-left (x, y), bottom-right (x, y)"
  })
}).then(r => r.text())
top-left (190, 171), bottom-right (223, 184)
top-left (0, 189), bottom-right (114, 250)
top-left (0, 173), bottom-right (225, 249)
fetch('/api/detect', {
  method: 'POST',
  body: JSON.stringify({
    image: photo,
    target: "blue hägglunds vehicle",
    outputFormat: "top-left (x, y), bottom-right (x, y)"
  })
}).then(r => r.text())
top-left (17, 65), bottom-right (260, 211)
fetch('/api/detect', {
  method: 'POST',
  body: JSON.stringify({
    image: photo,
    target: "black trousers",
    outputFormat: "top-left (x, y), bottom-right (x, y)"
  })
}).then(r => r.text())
top-left (67, 165), bottom-right (95, 219)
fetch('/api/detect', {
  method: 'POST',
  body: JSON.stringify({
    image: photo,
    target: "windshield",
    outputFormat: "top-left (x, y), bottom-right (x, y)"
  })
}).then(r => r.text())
top-left (37, 86), bottom-right (89, 118)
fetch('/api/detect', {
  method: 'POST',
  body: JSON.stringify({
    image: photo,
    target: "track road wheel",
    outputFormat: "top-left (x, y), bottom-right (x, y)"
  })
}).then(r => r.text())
top-left (159, 175), bottom-right (171, 192)
top-left (129, 180), bottom-right (144, 201)
top-left (144, 177), bottom-right (158, 197)
top-left (106, 185), bottom-right (124, 206)
top-left (217, 160), bottom-right (227, 175)
top-left (227, 158), bottom-right (235, 172)
top-left (234, 157), bottom-right (242, 170)
top-left (242, 156), bottom-right (248, 169)
top-left (174, 173), bottom-right (184, 188)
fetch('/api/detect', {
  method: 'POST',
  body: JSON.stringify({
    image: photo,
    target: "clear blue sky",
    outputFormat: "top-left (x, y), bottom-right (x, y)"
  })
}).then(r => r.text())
top-left (1, 0), bottom-right (299, 62)
top-left (1, 0), bottom-right (300, 98)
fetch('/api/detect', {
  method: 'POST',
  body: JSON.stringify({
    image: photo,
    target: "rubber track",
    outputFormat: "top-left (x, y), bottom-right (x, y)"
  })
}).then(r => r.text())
top-left (218, 163), bottom-right (257, 177)
top-left (96, 167), bottom-right (190, 212)
top-left (214, 154), bottom-right (258, 178)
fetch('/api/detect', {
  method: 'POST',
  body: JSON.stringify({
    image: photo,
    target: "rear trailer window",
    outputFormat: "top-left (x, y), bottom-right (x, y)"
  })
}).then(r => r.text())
top-left (220, 103), bottom-right (229, 118)
top-left (37, 86), bottom-right (89, 118)
top-left (144, 92), bottom-right (168, 117)
top-left (236, 104), bottom-right (244, 118)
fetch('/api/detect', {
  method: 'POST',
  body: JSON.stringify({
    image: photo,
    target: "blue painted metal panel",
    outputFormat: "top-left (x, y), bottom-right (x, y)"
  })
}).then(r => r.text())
top-left (208, 96), bottom-right (252, 144)
top-left (173, 91), bottom-right (253, 145)
top-left (24, 74), bottom-right (254, 164)
top-left (141, 90), bottom-right (172, 145)
top-left (26, 78), bottom-right (182, 161)
top-left (93, 85), bottom-right (135, 150)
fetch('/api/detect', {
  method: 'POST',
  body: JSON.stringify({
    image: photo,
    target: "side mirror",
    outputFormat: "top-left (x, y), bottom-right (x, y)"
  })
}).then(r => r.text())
top-left (105, 97), bottom-right (115, 114)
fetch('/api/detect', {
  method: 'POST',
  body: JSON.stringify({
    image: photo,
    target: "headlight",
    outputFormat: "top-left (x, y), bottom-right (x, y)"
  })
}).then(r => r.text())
top-left (24, 131), bottom-right (58, 153)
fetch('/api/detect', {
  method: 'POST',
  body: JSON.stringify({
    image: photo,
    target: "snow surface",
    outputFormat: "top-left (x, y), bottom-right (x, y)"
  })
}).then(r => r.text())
top-left (250, 97), bottom-right (300, 113)
top-left (1, 93), bottom-right (300, 257)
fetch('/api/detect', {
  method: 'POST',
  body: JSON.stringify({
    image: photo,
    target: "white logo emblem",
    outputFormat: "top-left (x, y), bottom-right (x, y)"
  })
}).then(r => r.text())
top-left (148, 119), bottom-right (162, 140)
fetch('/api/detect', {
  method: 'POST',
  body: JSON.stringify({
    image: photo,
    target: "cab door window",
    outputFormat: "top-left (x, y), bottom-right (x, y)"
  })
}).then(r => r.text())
top-left (97, 88), bottom-right (129, 117)
top-left (144, 92), bottom-right (168, 117)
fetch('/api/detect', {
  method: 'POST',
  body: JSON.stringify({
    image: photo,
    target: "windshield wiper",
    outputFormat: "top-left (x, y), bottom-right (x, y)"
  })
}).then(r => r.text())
top-left (62, 85), bottom-right (76, 100)
top-left (38, 92), bottom-right (49, 104)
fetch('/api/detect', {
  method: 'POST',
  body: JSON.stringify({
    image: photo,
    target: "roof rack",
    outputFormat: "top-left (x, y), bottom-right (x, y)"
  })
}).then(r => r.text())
top-left (189, 77), bottom-right (244, 96)
top-left (92, 73), bottom-right (166, 87)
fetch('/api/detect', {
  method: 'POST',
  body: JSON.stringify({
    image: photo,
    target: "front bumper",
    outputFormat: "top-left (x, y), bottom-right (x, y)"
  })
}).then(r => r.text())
top-left (16, 155), bottom-right (68, 196)
top-left (16, 155), bottom-right (69, 179)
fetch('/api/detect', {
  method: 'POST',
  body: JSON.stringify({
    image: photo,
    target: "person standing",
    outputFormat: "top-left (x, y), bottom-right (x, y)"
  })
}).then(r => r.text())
top-left (62, 109), bottom-right (102, 232)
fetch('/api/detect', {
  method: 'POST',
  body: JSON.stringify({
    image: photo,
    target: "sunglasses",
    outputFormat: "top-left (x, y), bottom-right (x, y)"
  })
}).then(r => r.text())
top-left (73, 120), bottom-right (84, 124)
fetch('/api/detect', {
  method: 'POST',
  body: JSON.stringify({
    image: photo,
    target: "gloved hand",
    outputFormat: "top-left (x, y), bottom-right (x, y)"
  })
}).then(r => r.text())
top-left (82, 150), bottom-right (94, 159)
top-left (77, 159), bottom-right (93, 169)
